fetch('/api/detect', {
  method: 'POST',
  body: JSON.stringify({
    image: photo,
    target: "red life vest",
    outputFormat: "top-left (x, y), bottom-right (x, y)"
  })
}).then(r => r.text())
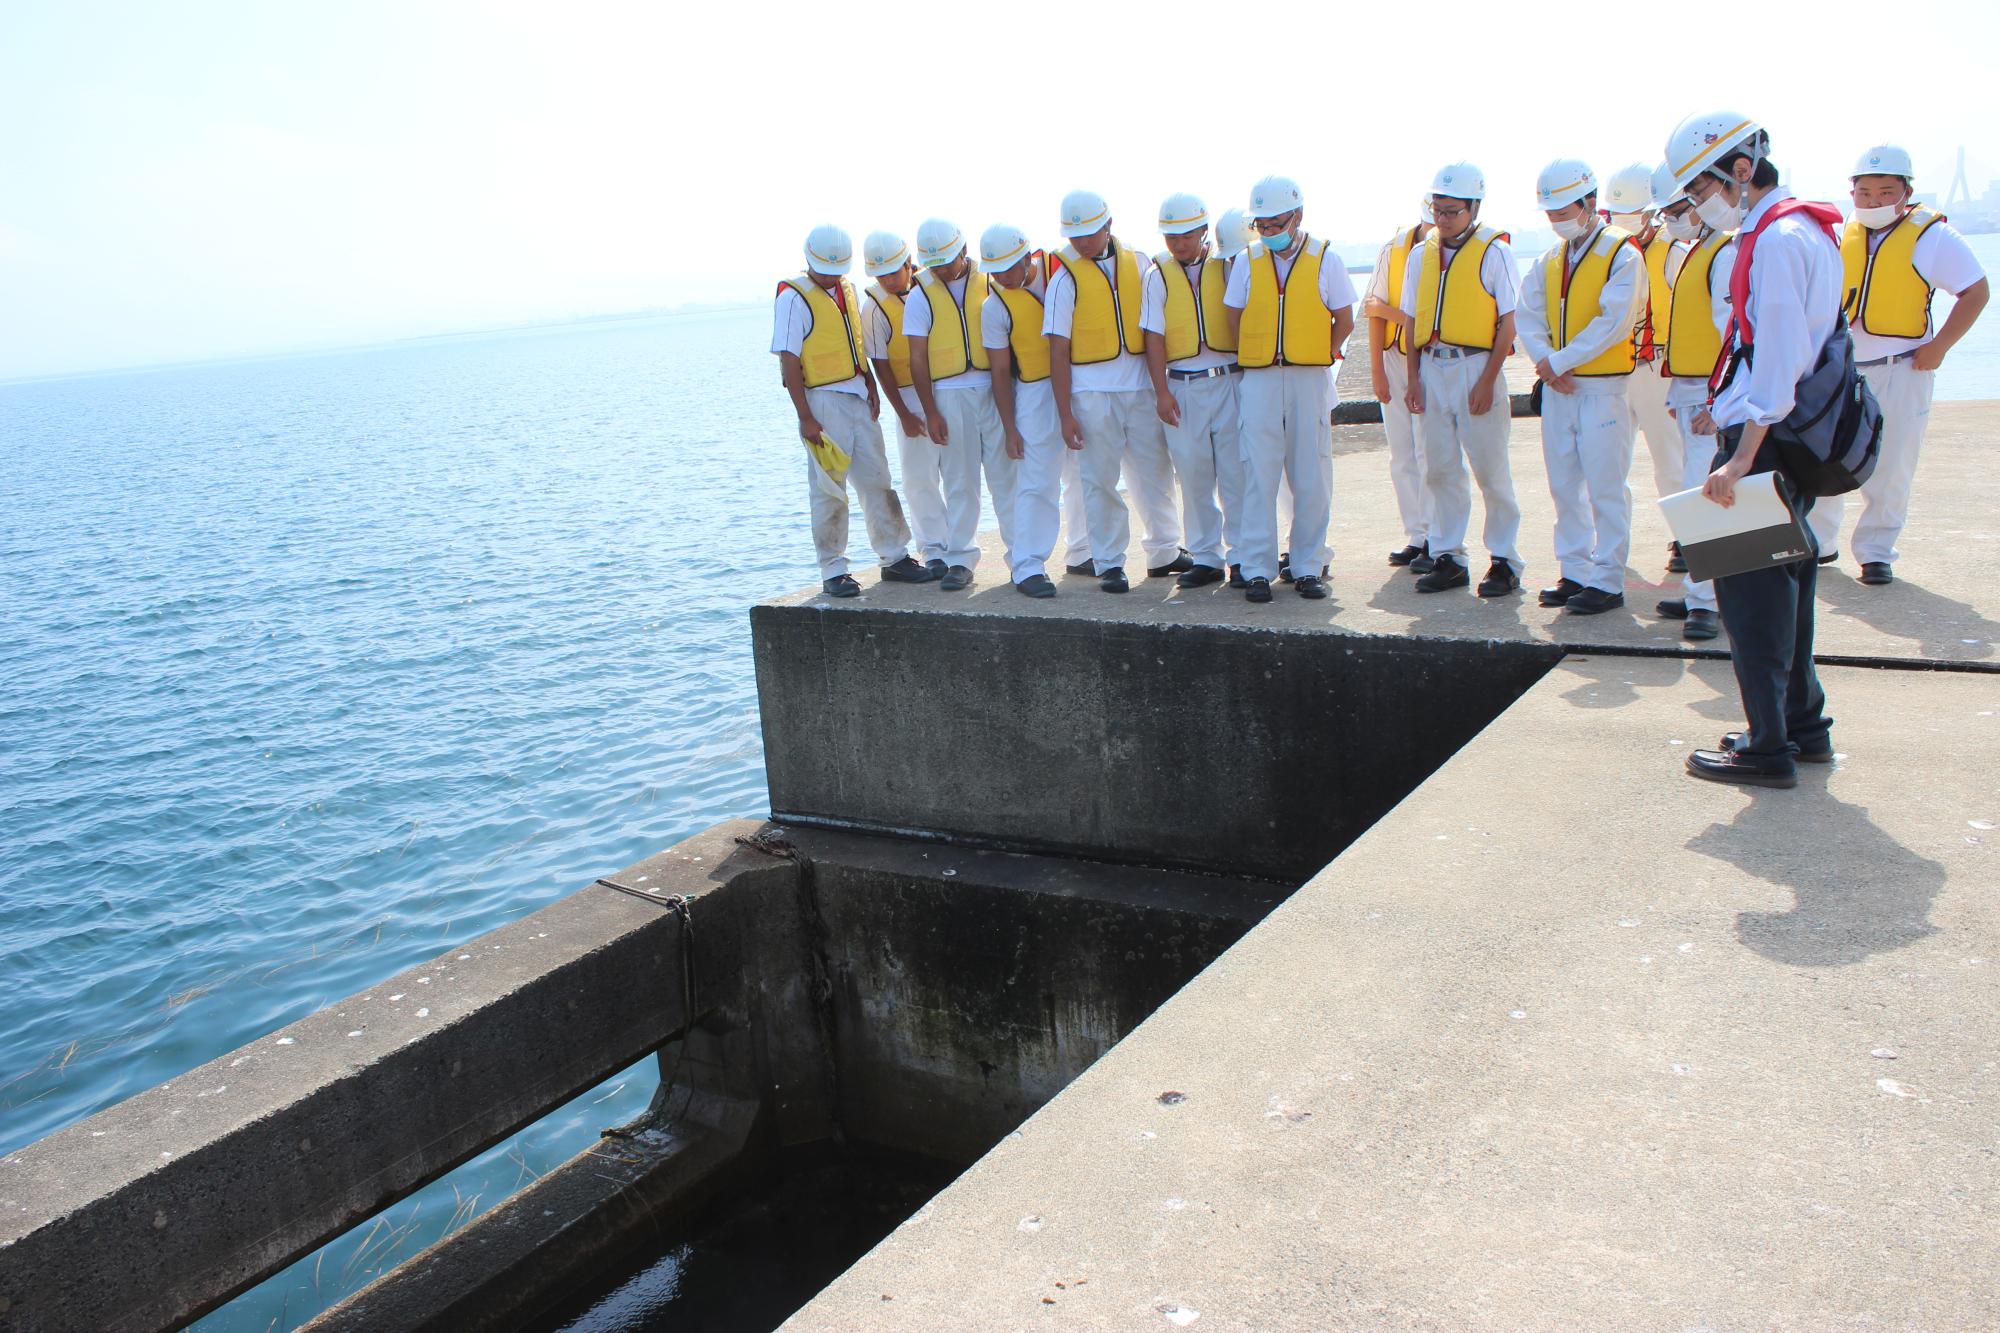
top-left (1710, 198), bottom-right (1842, 392)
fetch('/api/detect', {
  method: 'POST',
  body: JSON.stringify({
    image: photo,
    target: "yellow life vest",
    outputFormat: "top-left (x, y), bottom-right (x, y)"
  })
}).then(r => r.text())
top-left (1641, 232), bottom-right (1676, 358)
top-left (1153, 250), bottom-right (1237, 360)
top-left (778, 273), bottom-right (864, 388)
top-left (1666, 229), bottom-right (1732, 380)
top-left (1543, 225), bottom-right (1638, 377)
top-left (1841, 205), bottom-right (1946, 339)
top-left (915, 268), bottom-right (991, 379)
top-left (1238, 235), bottom-right (1337, 369)
top-left (1411, 225), bottom-right (1507, 352)
top-left (1382, 224), bottom-right (1426, 354)
top-left (1053, 239), bottom-right (1145, 363)
top-left (994, 257), bottom-right (1053, 384)
top-left (865, 282), bottom-right (912, 388)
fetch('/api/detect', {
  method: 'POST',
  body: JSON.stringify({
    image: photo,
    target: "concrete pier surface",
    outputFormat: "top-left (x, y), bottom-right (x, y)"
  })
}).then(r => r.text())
top-left (798, 399), bottom-right (2000, 670)
top-left (789, 657), bottom-right (2000, 1330)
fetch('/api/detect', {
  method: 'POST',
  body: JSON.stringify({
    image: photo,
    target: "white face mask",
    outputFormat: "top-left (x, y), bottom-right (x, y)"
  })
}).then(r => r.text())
top-left (1610, 211), bottom-right (1647, 232)
top-left (1550, 215), bottom-right (1590, 242)
top-left (1695, 189), bottom-right (1744, 232)
top-left (1664, 212), bottom-right (1700, 242)
top-left (1852, 203), bottom-right (1903, 229)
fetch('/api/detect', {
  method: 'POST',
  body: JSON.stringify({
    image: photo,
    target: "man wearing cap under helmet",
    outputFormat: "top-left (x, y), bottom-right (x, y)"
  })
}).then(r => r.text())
top-left (978, 224), bottom-right (1065, 599)
top-left (861, 230), bottom-right (949, 579)
top-left (1804, 144), bottom-right (1989, 586)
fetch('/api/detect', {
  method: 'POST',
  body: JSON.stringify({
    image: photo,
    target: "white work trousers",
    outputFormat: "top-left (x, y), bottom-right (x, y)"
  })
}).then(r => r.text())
top-left (1061, 449), bottom-right (1090, 567)
top-left (893, 416), bottom-right (949, 563)
top-left (1416, 351), bottom-right (1521, 570)
top-left (1009, 422), bottom-right (1067, 584)
top-left (1382, 355), bottom-right (1430, 548)
top-left (1162, 372), bottom-right (1245, 570)
top-left (1238, 365), bottom-right (1333, 583)
top-left (1121, 399), bottom-right (1184, 568)
top-left (1628, 359), bottom-right (1681, 502)
top-left (934, 388), bottom-right (1018, 571)
top-left (1541, 386), bottom-right (1635, 594)
top-left (805, 388), bottom-right (912, 578)
top-left (1069, 392), bottom-right (1148, 574)
top-left (1672, 402), bottom-right (1718, 613)
top-left (1806, 359), bottom-right (1934, 565)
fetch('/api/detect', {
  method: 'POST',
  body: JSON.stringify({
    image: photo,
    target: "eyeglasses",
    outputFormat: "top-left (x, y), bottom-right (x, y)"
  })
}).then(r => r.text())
top-left (1432, 203), bottom-right (1471, 221)
top-left (1252, 211), bottom-right (1297, 234)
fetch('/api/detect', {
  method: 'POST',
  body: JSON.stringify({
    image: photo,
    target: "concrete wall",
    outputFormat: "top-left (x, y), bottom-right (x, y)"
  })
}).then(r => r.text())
top-left (753, 608), bottom-right (1559, 883)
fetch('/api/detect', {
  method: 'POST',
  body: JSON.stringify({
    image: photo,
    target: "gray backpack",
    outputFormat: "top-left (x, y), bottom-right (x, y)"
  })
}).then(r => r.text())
top-left (1736, 315), bottom-right (1883, 497)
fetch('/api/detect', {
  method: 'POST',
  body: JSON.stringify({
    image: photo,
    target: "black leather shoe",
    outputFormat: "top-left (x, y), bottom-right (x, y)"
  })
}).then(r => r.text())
top-left (1564, 587), bottom-right (1625, 615)
top-left (1277, 552), bottom-right (1294, 583)
top-left (1686, 748), bottom-right (1797, 788)
top-left (1408, 550), bottom-right (1436, 574)
top-left (1388, 542), bottom-right (1426, 567)
top-left (1656, 598), bottom-right (1688, 620)
top-left (1539, 577), bottom-right (1585, 607)
top-left (1476, 559), bottom-right (1519, 597)
top-left (1100, 567), bottom-right (1129, 594)
top-left (940, 565), bottom-right (974, 592)
top-left (1817, 550), bottom-right (1839, 566)
top-left (926, 558), bottom-right (949, 579)
top-left (1177, 564), bottom-right (1224, 589)
top-left (1721, 731), bottom-right (1832, 763)
top-left (1014, 574), bottom-right (1056, 599)
top-left (1683, 609), bottom-right (1719, 640)
top-left (1295, 573), bottom-right (1328, 599)
top-left (1666, 542), bottom-right (1688, 574)
top-left (822, 574), bottom-right (861, 598)
top-left (1148, 549), bottom-right (1194, 578)
top-left (1064, 561), bottom-right (1096, 575)
top-left (1859, 561), bottom-right (1893, 585)
top-left (1227, 563), bottom-right (1247, 588)
top-left (1415, 554), bottom-right (1468, 593)
top-left (881, 555), bottom-right (936, 583)
top-left (1245, 577), bottom-right (1272, 604)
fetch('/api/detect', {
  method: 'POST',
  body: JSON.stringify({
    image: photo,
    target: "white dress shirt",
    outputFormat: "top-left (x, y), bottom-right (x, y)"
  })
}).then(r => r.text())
top-left (1848, 216), bottom-right (1986, 362)
top-left (1041, 244), bottom-right (1163, 393)
top-left (1140, 253), bottom-right (1235, 371)
top-left (1709, 190), bottom-right (1843, 429)
top-left (901, 274), bottom-right (992, 390)
top-left (770, 285), bottom-right (867, 397)
top-left (1514, 223), bottom-right (1645, 388)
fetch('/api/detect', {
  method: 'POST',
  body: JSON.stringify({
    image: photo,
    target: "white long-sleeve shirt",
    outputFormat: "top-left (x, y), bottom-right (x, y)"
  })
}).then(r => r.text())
top-left (1709, 190), bottom-right (1842, 429)
top-left (1514, 223), bottom-right (1645, 393)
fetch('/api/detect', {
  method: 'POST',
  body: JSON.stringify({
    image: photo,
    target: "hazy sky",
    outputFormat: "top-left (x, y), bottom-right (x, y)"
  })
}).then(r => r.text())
top-left (4, 0), bottom-right (1997, 379)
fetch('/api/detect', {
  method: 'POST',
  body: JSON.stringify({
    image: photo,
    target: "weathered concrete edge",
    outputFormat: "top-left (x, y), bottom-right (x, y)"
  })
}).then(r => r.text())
top-left (0, 819), bottom-right (777, 1333)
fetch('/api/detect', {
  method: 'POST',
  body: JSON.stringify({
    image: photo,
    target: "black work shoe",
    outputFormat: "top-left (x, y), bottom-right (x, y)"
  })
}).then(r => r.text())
top-left (1148, 548), bottom-right (1194, 578)
top-left (1014, 574), bottom-right (1056, 599)
top-left (1295, 573), bottom-right (1328, 599)
top-left (1476, 559), bottom-right (1519, 597)
top-left (1278, 551), bottom-right (1294, 583)
top-left (1859, 561), bottom-right (1893, 586)
top-left (1656, 598), bottom-right (1689, 620)
top-left (1683, 609), bottom-right (1720, 640)
top-left (1816, 550), bottom-right (1839, 566)
top-left (925, 558), bottom-right (949, 580)
top-left (1538, 577), bottom-right (1585, 607)
top-left (1564, 587), bottom-right (1625, 615)
top-left (881, 555), bottom-right (936, 583)
top-left (1100, 567), bottom-right (1129, 594)
top-left (1227, 563), bottom-right (1247, 588)
top-left (1667, 542), bottom-right (1688, 574)
top-left (822, 574), bottom-right (861, 598)
top-left (1245, 577), bottom-right (1272, 604)
top-left (1722, 731), bottom-right (1832, 763)
top-left (1064, 561), bottom-right (1096, 575)
top-left (1388, 542), bottom-right (1426, 567)
top-left (1415, 554), bottom-right (1468, 593)
top-left (1408, 549), bottom-right (1436, 574)
top-left (1177, 564), bottom-right (1225, 589)
top-left (940, 565), bottom-right (974, 592)
top-left (1686, 748), bottom-right (1797, 788)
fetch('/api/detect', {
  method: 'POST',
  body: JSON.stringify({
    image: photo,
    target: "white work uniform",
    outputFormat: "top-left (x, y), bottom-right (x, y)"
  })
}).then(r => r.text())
top-left (863, 292), bottom-right (948, 565)
top-left (1044, 246), bottom-right (1180, 573)
top-left (904, 274), bottom-right (1017, 571)
top-left (1397, 236), bottom-right (1523, 571)
top-left (1224, 236), bottom-right (1358, 583)
top-left (1807, 216), bottom-right (1986, 564)
top-left (1516, 225), bottom-right (1646, 595)
top-left (1663, 232), bottom-right (1737, 614)
top-left (1142, 252), bottom-right (1243, 571)
top-left (982, 273), bottom-right (1065, 584)
top-left (771, 286), bottom-right (913, 578)
top-left (1629, 240), bottom-right (1682, 507)
top-left (1368, 235), bottom-right (1431, 549)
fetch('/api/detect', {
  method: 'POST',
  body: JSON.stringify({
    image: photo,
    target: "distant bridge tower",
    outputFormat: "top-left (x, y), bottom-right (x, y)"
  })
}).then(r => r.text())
top-left (1945, 146), bottom-right (1972, 209)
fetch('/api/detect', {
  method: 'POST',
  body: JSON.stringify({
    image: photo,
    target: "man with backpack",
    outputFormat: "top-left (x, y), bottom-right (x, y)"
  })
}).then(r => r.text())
top-left (1667, 112), bottom-right (1849, 789)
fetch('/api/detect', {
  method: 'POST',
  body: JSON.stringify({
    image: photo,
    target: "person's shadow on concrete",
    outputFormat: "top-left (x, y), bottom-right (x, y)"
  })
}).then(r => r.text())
top-left (1686, 776), bottom-right (1942, 967)
top-left (1817, 568), bottom-right (2000, 664)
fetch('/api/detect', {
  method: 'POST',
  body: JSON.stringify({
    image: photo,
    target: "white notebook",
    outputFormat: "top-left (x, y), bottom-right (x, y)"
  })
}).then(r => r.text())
top-left (1657, 472), bottom-right (1813, 583)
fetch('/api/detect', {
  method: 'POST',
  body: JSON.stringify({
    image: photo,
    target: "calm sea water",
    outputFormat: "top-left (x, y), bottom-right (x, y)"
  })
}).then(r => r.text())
top-left (5, 233), bottom-right (1998, 1327)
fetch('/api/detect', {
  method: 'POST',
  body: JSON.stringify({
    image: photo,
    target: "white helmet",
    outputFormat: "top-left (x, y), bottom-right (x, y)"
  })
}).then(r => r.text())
top-left (1605, 162), bottom-right (1656, 215)
top-left (1650, 161), bottom-right (1687, 210)
top-left (1535, 159), bottom-right (1597, 211)
top-left (1662, 110), bottom-right (1766, 190)
top-left (1249, 174), bottom-right (1303, 220)
top-left (1429, 161), bottom-right (1485, 201)
top-left (915, 217), bottom-right (966, 268)
top-left (1059, 188), bottom-right (1111, 239)
top-left (803, 223), bottom-right (853, 276)
top-left (1158, 192), bottom-right (1208, 236)
top-left (1852, 144), bottom-right (1915, 181)
top-left (978, 223), bottom-right (1032, 274)
top-left (862, 230), bottom-right (910, 278)
top-left (1214, 207), bottom-right (1254, 260)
